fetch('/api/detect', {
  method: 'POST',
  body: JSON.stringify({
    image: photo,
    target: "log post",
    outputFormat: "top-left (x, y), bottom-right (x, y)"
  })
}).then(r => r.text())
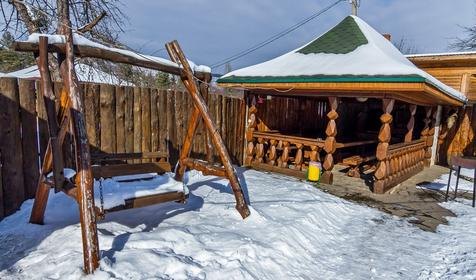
top-left (322, 97), bottom-right (339, 184)
top-left (404, 104), bottom-right (417, 143)
top-left (374, 98), bottom-right (395, 194)
top-left (58, 0), bottom-right (99, 273)
top-left (244, 95), bottom-right (257, 166)
top-left (421, 107), bottom-right (433, 167)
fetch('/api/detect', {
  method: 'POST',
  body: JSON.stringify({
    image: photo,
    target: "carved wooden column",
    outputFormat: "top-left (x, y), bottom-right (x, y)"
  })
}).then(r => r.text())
top-left (245, 95), bottom-right (257, 166)
top-left (404, 104), bottom-right (417, 143)
top-left (374, 98), bottom-right (395, 194)
top-left (426, 107), bottom-right (437, 166)
top-left (322, 97), bottom-right (339, 184)
top-left (420, 107), bottom-right (433, 167)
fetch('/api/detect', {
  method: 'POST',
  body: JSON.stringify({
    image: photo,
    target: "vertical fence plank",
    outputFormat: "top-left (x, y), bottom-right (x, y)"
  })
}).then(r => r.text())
top-left (166, 89), bottom-right (177, 165)
top-left (84, 84), bottom-right (100, 153)
top-left (0, 78), bottom-right (25, 215)
top-left (100, 84), bottom-right (116, 153)
top-left (141, 88), bottom-right (151, 162)
top-left (115, 86), bottom-right (126, 153)
top-left (18, 79), bottom-right (40, 198)
top-left (133, 87), bottom-right (142, 163)
top-left (150, 89), bottom-right (159, 156)
top-left (36, 81), bottom-right (49, 164)
top-left (158, 90), bottom-right (167, 156)
top-left (124, 87), bottom-right (134, 163)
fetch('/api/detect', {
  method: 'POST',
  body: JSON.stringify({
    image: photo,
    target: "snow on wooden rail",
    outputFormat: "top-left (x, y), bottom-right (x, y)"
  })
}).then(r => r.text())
top-left (11, 33), bottom-right (211, 78)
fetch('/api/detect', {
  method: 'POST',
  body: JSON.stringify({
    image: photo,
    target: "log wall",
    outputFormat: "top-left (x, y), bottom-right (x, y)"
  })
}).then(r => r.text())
top-left (0, 78), bottom-right (246, 220)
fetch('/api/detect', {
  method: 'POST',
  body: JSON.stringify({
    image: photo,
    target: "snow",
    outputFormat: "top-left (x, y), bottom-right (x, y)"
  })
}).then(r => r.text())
top-left (24, 33), bottom-right (211, 74)
top-left (407, 51), bottom-right (476, 58)
top-left (418, 168), bottom-right (475, 193)
top-left (94, 173), bottom-right (187, 210)
top-left (221, 16), bottom-right (467, 103)
top-left (47, 169), bottom-right (187, 210)
top-left (4, 63), bottom-right (132, 86)
top-left (1, 168), bottom-right (476, 279)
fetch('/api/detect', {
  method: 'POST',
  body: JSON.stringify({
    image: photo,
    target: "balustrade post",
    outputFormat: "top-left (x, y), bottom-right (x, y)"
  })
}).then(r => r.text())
top-left (294, 143), bottom-right (303, 170)
top-left (374, 98), bottom-right (395, 194)
top-left (322, 97), bottom-right (339, 184)
top-left (268, 139), bottom-right (277, 166)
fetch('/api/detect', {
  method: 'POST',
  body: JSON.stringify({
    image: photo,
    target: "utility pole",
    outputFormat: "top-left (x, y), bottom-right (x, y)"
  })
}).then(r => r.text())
top-left (351, 0), bottom-right (358, 16)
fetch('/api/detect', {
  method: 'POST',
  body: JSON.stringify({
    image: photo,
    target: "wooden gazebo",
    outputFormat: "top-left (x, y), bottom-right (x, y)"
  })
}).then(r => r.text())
top-left (218, 16), bottom-right (467, 193)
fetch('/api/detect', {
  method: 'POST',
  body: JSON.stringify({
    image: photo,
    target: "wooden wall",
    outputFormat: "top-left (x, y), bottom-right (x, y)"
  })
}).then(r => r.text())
top-left (0, 78), bottom-right (245, 220)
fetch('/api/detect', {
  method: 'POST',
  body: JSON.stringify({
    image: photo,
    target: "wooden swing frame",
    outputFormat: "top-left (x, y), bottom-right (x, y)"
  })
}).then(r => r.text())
top-left (13, 5), bottom-right (250, 274)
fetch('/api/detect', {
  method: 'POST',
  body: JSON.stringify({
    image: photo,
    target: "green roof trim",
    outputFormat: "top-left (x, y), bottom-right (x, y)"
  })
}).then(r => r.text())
top-left (297, 16), bottom-right (368, 55)
top-left (217, 75), bottom-right (426, 84)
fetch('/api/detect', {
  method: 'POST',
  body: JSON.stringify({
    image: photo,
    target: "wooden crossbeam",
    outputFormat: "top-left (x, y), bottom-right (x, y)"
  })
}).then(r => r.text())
top-left (91, 151), bottom-right (169, 162)
top-left (91, 162), bottom-right (171, 179)
top-left (182, 158), bottom-right (226, 177)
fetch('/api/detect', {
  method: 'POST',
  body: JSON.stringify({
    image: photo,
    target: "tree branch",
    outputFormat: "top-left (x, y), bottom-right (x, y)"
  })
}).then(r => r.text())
top-left (77, 11), bottom-right (106, 33)
top-left (8, 0), bottom-right (40, 33)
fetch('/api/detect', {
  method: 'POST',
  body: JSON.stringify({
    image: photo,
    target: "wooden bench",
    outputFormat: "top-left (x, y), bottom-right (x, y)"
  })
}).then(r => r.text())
top-left (342, 154), bottom-right (376, 178)
top-left (89, 151), bottom-right (187, 217)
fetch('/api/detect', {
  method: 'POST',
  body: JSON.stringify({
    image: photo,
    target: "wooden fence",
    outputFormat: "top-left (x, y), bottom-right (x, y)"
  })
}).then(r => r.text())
top-left (0, 77), bottom-right (246, 220)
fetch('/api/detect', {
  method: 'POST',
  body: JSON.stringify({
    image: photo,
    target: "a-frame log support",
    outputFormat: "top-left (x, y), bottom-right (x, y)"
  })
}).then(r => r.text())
top-left (166, 40), bottom-right (250, 219)
top-left (30, 37), bottom-right (72, 224)
top-left (57, 1), bottom-right (99, 273)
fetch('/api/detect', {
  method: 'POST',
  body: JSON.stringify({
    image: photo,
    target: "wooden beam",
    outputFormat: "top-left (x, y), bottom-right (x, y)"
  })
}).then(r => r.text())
top-left (182, 158), bottom-right (226, 177)
top-left (90, 151), bottom-right (169, 162)
top-left (103, 191), bottom-right (187, 214)
top-left (38, 37), bottom-right (65, 192)
top-left (91, 162), bottom-right (171, 179)
top-left (11, 41), bottom-right (210, 80)
top-left (58, 1), bottom-right (99, 273)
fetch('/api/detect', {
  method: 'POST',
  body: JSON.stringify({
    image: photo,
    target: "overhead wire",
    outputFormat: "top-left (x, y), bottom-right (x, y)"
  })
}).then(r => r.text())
top-left (210, 0), bottom-right (347, 69)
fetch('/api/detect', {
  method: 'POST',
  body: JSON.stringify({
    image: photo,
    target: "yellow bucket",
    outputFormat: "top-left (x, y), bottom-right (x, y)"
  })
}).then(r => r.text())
top-left (307, 161), bottom-right (321, 182)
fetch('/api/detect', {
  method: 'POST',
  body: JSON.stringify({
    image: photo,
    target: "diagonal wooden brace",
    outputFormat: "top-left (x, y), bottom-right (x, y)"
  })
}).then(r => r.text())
top-left (38, 36), bottom-right (65, 192)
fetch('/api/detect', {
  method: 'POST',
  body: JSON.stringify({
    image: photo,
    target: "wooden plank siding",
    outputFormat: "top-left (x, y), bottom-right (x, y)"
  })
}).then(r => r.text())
top-left (0, 77), bottom-right (246, 220)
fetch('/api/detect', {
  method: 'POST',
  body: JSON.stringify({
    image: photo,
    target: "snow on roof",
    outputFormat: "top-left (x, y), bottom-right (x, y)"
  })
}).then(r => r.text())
top-left (4, 63), bottom-right (132, 86)
top-left (0, 72), bottom-right (5, 77)
top-left (25, 33), bottom-right (211, 74)
top-left (218, 16), bottom-right (466, 103)
top-left (406, 51), bottom-right (476, 58)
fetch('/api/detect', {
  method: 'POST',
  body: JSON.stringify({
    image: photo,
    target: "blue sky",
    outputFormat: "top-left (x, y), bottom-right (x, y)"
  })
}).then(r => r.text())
top-left (119, 0), bottom-right (475, 74)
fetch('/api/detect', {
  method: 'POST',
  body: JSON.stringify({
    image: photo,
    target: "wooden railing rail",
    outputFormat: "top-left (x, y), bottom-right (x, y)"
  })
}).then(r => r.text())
top-left (374, 139), bottom-right (426, 193)
top-left (245, 131), bottom-right (325, 178)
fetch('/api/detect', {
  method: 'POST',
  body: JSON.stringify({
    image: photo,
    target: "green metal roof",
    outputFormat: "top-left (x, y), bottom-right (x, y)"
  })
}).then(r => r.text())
top-left (297, 16), bottom-right (368, 55)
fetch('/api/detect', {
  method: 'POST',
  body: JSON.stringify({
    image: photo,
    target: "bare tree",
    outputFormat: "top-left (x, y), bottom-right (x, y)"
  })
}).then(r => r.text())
top-left (451, 24), bottom-right (476, 51)
top-left (1, 0), bottom-right (126, 44)
top-left (393, 36), bottom-right (419, 55)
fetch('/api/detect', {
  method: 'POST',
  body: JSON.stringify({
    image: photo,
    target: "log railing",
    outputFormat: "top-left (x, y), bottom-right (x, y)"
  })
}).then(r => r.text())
top-left (246, 131), bottom-right (325, 178)
top-left (373, 139), bottom-right (426, 193)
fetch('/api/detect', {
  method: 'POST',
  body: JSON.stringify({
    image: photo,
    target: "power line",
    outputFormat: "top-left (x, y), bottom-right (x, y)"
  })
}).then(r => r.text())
top-left (210, 0), bottom-right (346, 69)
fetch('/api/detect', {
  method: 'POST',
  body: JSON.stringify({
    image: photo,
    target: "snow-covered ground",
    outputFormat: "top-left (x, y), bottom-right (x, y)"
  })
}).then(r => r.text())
top-left (1, 168), bottom-right (475, 279)
top-left (419, 168), bottom-right (475, 193)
